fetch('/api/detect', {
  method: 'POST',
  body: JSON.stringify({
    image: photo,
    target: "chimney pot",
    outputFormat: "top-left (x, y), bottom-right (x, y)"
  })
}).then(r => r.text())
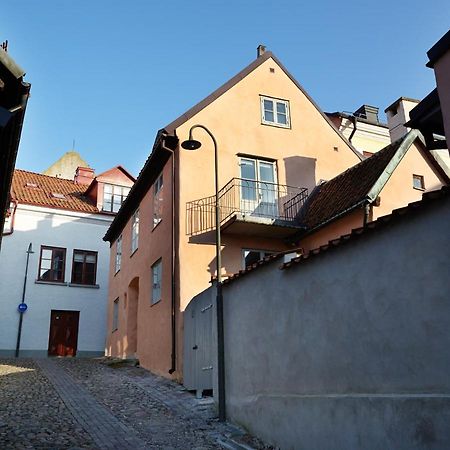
top-left (257, 44), bottom-right (266, 58)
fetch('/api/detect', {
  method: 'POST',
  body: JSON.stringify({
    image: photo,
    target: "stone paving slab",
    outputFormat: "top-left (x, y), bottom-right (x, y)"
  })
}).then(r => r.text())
top-left (37, 358), bottom-right (147, 450)
top-left (0, 359), bottom-right (95, 449)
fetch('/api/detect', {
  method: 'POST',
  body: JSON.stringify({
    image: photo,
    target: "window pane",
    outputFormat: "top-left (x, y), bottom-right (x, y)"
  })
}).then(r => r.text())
top-left (240, 159), bottom-right (256, 180)
top-left (72, 262), bottom-right (83, 283)
top-left (42, 249), bottom-right (52, 260)
top-left (74, 252), bottom-right (84, 263)
top-left (112, 202), bottom-right (120, 213)
top-left (263, 99), bottom-right (273, 112)
top-left (40, 268), bottom-right (51, 280)
top-left (244, 251), bottom-right (262, 268)
top-left (276, 102), bottom-right (286, 114)
top-left (85, 254), bottom-right (96, 264)
top-left (277, 112), bottom-right (287, 125)
top-left (264, 110), bottom-right (274, 122)
top-left (103, 201), bottom-right (112, 212)
top-left (104, 184), bottom-right (112, 193)
top-left (40, 259), bottom-right (51, 270)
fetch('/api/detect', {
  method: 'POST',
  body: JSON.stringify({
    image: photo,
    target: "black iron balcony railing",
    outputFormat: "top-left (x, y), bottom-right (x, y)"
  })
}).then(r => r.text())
top-left (186, 177), bottom-right (308, 236)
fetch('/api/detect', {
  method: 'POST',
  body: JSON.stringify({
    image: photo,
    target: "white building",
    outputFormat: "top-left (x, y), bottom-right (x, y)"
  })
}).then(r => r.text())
top-left (0, 166), bottom-right (134, 357)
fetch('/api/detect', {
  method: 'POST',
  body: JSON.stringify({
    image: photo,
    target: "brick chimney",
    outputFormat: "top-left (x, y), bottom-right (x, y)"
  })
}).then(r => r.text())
top-left (385, 97), bottom-right (420, 142)
top-left (74, 166), bottom-right (95, 185)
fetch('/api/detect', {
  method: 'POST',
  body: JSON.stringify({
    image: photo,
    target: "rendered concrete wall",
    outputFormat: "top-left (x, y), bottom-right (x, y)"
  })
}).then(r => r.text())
top-left (221, 196), bottom-right (450, 449)
top-left (0, 204), bottom-right (112, 356)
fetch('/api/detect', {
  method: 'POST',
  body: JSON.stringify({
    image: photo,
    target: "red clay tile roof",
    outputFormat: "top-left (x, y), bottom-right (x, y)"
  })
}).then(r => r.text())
top-left (296, 136), bottom-right (406, 232)
top-left (11, 170), bottom-right (99, 213)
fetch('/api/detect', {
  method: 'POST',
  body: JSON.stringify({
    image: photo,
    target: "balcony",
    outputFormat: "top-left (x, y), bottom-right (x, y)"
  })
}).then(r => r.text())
top-left (186, 178), bottom-right (308, 239)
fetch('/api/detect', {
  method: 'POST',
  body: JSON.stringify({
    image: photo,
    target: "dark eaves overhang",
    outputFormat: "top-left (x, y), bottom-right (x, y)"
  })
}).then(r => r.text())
top-left (426, 29), bottom-right (450, 68)
top-left (103, 130), bottom-right (178, 244)
top-left (0, 48), bottom-right (31, 250)
top-left (405, 89), bottom-right (446, 149)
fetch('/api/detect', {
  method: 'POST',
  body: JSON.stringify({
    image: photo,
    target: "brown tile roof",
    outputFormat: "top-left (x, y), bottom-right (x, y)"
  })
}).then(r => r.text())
top-left (222, 185), bottom-right (449, 285)
top-left (283, 185), bottom-right (450, 270)
top-left (296, 135), bottom-right (408, 233)
top-left (11, 169), bottom-right (99, 213)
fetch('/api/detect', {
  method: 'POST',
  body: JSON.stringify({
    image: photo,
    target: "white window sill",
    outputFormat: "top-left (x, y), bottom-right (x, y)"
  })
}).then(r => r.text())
top-left (261, 120), bottom-right (291, 129)
top-left (68, 283), bottom-right (100, 289)
top-left (35, 280), bottom-right (67, 286)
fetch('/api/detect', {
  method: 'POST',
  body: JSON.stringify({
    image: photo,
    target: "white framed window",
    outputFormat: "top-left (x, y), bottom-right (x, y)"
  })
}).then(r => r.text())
top-left (112, 298), bottom-right (119, 331)
top-left (153, 173), bottom-right (163, 227)
top-left (260, 96), bottom-right (290, 128)
top-left (151, 259), bottom-right (162, 305)
top-left (103, 184), bottom-right (131, 213)
top-left (115, 235), bottom-right (122, 273)
top-left (131, 210), bottom-right (139, 253)
top-left (242, 249), bottom-right (274, 269)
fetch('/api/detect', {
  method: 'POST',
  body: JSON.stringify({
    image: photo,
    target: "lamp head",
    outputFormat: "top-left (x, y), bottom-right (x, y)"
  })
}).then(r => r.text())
top-left (181, 139), bottom-right (202, 150)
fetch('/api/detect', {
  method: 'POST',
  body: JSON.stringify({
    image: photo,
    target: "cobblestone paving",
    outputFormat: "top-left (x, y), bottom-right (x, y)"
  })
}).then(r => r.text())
top-left (0, 358), bottom-right (272, 450)
top-left (0, 359), bottom-right (95, 449)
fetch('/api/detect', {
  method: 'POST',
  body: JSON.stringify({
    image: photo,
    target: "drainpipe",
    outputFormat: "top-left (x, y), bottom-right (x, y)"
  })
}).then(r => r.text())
top-left (349, 115), bottom-right (357, 143)
top-left (162, 139), bottom-right (177, 375)
top-left (2, 200), bottom-right (17, 236)
top-left (363, 201), bottom-right (371, 227)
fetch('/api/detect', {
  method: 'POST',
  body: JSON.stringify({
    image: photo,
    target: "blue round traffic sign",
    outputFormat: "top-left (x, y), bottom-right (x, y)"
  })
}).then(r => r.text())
top-left (18, 303), bottom-right (28, 313)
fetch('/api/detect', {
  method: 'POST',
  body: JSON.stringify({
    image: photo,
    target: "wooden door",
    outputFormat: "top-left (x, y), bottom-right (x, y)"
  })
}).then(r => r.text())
top-left (48, 310), bottom-right (80, 357)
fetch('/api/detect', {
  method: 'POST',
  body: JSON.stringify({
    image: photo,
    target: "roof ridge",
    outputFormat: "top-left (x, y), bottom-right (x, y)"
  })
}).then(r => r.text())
top-left (14, 168), bottom-right (78, 184)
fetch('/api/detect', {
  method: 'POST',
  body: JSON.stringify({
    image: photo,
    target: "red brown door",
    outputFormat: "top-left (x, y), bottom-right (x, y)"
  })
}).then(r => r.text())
top-left (48, 310), bottom-right (80, 356)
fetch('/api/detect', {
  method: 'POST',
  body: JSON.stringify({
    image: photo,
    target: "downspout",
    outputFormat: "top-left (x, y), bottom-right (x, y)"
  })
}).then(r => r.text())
top-left (349, 115), bottom-right (357, 143)
top-left (363, 201), bottom-right (371, 227)
top-left (2, 199), bottom-right (17, 236)
top-left (162, 139), bottom-right (177, 375)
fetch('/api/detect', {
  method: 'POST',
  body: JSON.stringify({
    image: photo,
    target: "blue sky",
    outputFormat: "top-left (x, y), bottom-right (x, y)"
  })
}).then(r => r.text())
top-left (2, 1), bottom-right (449, 177)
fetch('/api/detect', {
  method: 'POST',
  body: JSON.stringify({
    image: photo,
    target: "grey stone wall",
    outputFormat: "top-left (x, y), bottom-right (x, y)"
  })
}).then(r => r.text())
top-left (221, 197), bottom-right (450, 449)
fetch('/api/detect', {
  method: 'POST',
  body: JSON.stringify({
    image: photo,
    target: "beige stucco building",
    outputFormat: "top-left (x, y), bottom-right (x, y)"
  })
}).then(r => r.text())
top-left (103, 47), bottom-right (448, 380)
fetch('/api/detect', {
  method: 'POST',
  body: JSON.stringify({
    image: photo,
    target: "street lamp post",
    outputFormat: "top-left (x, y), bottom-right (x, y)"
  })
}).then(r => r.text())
top-left (181, 125), bottom-right (226, 422)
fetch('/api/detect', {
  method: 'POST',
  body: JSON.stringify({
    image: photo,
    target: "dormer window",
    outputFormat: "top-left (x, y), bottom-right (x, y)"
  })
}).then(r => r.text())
top-left (260, 96), bottom-right (290, 128)
top-left (103, 184), bottom-right (130, 213)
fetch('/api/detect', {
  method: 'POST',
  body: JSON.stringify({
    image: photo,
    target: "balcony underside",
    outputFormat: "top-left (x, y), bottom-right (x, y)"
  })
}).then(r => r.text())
top-left (221, 213), bottom-right (304, 239)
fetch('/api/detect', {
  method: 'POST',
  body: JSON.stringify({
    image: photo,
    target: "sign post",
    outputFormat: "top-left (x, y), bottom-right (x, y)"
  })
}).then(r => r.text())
top-left (15, 243), bottom-right (33, 357)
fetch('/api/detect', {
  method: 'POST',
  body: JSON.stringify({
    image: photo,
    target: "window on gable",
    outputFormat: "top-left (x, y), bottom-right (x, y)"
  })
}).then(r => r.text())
top-left (112, 298), bottom-right (119, 331)
top-left (131, 210), bottom-right (139, 253)
top-left (71, 250), bottom-right (97, 285)
top-left (261, 96), bottom-right (290, 128)
top-left (38, 246), bottom-right (66, 282)
top-left (151, 259), bottom-right (162, 305)
top-left (153, 173), bottom-right (163, 227)
top-left (242, 249), bottom-right (274, 269)
top-left (115, 235), bottom-right (122, 273)
top-left (413, 174), bottom-right (425, 190)
top-left (103, 184), bottom-right (131, 213)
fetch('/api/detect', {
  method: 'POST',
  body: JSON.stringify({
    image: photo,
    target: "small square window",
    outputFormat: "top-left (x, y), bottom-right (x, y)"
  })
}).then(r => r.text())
top-left (413, 174), bottom-right (425, 190)
top-left (260, 96), bottom-right (290, 128)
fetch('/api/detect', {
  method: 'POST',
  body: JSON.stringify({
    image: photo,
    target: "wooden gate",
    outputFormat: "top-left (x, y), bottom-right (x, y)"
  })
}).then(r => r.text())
top-left (48, 310), bottom-right (80, 357)
top-left (183, 289), bottom-right (214, 395)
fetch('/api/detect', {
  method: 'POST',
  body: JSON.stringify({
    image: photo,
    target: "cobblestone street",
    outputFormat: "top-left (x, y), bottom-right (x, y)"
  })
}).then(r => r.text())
top-left (0, 358), bottom-right (270, 450)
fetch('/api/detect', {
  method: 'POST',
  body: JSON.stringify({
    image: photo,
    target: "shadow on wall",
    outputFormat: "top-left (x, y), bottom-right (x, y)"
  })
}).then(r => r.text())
top-left (283, 155), bottom-right (317, 192)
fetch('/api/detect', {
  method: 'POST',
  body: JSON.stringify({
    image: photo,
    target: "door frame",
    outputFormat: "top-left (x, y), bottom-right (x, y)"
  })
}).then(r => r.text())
top-left (48, 310), bottom-right (80, 357)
